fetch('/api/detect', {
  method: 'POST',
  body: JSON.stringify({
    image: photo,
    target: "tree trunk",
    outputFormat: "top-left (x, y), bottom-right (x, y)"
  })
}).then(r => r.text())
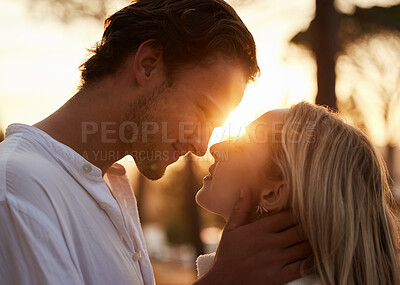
top-left (135, 173), bottom-right (146, 222)
top-left (314, 0), bottom-right (339, 110)
top-left (184, 154), bottom-right (204, 257)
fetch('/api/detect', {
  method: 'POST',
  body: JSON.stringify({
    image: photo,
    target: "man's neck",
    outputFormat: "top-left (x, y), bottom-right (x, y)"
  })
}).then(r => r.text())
top-left (34, 82), bottom-right (129, 176)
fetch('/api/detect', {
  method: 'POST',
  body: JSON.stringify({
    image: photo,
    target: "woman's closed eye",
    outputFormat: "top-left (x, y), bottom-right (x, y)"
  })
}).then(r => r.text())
top-left (229, 141), bottom-right (245, 152)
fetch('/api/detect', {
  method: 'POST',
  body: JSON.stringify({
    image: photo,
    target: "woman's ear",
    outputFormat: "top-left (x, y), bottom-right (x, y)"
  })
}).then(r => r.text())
top-left (133, 39), bottom-right (163, 86)
top-left (259, 181), bottom-right (288, 212)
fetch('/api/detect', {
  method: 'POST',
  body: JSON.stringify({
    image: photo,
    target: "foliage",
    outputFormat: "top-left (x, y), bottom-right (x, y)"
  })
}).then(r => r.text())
top-left (159, 156), bottom-right (224, 247)
top-left (26, 0), bottom-right (254, 23)
top-left (337, 32), bottom-right (400, 147)
top-left (291, 3), bottom-right (400, 144)
top-left (27, 0), bottom-right (129, 22)
top-left (291, 4), bottom-right (400, 53)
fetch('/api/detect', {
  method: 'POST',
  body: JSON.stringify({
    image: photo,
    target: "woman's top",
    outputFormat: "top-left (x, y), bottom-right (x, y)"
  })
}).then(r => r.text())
top-left (196, 252), bottom-right (319, 285)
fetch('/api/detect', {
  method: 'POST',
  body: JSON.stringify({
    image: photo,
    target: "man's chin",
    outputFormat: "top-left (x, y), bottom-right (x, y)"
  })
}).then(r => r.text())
top-left (133, 152), bottom-right (180, 180)
top-left (135, 160), bottom-right (170, 181)
top-left (137, 165), bottom-right (165, 181)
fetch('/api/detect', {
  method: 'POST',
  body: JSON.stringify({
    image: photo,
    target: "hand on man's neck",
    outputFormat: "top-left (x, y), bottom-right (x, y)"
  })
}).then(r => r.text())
top-left (34, 77), bottom-right (133, 176)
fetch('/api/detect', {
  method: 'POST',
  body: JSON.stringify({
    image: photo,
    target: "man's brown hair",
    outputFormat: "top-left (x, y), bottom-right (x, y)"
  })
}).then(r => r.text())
top-left (80, 0), bottom-right (259, 86)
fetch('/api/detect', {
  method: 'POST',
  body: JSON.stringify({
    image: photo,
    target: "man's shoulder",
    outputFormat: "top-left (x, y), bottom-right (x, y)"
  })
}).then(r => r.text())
top-left (0, 135), bottom-right (63, 200)
top-left (0, 133), bottom-right (55, 173)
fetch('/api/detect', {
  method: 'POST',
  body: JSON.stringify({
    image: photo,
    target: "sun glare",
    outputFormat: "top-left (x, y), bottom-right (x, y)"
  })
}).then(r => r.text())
top-left (1, 0), bottom-right (316, 150)
top-left (207, 51), bottom-right (317, 149)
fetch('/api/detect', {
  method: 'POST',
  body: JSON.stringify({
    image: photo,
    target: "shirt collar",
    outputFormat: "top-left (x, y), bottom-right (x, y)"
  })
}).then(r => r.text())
top-left (5, 123), bottom-right (103, 180)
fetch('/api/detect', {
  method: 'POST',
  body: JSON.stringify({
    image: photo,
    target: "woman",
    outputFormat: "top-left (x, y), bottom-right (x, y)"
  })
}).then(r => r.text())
top-left (196, 102), bottom-right (400, 284)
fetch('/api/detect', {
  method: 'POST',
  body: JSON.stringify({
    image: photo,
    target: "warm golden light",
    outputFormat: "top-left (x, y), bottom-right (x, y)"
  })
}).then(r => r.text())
top-left (208, 48), bottom-right (317, 148)
top-left (1, 0), bottom-right (395, 150)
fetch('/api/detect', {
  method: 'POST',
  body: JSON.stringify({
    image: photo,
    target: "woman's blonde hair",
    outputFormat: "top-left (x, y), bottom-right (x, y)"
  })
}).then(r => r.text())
top-left (271, 102), bottom-right (400, 284)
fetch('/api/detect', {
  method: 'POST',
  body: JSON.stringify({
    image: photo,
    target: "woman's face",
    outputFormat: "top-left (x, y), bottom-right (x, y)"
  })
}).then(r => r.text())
top-left (196, 109), bottom-right (288, 220)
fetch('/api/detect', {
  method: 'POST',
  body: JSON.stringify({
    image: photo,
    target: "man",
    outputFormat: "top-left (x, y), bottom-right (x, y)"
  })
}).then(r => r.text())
top-left (0, 0), bottom-right (310, 284)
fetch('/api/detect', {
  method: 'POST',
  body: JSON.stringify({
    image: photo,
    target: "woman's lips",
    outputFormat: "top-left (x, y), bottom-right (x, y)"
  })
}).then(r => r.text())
top-left (203, 163), bottom-right (217, 182)
top-left (203, 174), bottom-right (213, 181)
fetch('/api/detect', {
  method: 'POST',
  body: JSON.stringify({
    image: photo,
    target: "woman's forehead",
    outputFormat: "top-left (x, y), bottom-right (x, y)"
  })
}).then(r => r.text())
top-left (244, 109), bottom-right (289, 139)
top-left (226, 110), bottom-right (287, 147)
top-left (213, 109), bottom-right (289, 147)
top-left (250, 109), bottom-right (289, 127)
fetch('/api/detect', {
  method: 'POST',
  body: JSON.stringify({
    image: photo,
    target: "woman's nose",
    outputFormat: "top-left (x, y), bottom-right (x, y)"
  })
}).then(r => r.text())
top-left (210, 141), bottom-right (228, 161)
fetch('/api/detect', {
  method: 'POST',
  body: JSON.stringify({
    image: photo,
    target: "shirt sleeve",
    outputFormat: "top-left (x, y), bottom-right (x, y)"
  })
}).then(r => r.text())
top-left (0, 199), bottom-right (84, 285)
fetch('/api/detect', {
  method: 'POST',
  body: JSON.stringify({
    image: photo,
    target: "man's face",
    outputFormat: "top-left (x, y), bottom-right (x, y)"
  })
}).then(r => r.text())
top-left (125, 55), bottom-right (247, 180)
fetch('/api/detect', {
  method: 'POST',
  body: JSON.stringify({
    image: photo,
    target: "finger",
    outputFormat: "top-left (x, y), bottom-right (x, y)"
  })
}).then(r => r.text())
top-left (302, 257), bottom-right (315, 275)
top-left (279, 260), bottom-right (303, 284)
top-left (224, 187), bottom-right (251, 232)
top-left (280, 241), bottom-right (312, 265)
top-left (248, 210), bottom-right (297, 233)
top-left (277, 225), bottom-right (307, 248)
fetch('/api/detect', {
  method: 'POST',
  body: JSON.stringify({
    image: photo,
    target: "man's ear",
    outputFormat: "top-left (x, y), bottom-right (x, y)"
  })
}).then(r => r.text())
top-left (259, 181), bottom-right (288, 212)
top-left (133, 39), bottom-right (163, 86)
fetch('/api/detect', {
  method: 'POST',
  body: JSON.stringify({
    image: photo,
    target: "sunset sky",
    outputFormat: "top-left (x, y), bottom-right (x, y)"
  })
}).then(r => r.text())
top-left (1, 0), bottom-right (399, 148)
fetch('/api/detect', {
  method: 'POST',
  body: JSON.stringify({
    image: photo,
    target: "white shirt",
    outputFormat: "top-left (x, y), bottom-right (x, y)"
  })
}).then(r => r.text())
top-left (0, 124), bottom-right (155, 285)
top-left (196, 252), bottom-right (320, 284)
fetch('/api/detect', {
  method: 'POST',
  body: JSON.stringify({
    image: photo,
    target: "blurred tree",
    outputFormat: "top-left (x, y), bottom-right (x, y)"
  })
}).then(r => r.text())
top-left (291, 3), bottom-right (400, 109)
top-left (336, 33), bottom-right (400, 182)
top-left (160, 166), bottom-right (192, 245)
top-left (292, 4), bottom-right (400, 50)
top-left (229, 0), bottom-right (256, 6)
top-left (27, 0), bottom-right (122, 22)
top-left (183, 154), bottom-right (204, 257)
top-left (26, 0), bottom-right (254, 23)
top-left (337, 94), bottom-right (367, 134)
top-left (134, 172), bottom-right (147, 221)
top-left (291, 3), bottom-right (400, 183)
top-left (313, 0), bottom-right (339, 110)
top-left (159, 156), bottom-right (205, 256)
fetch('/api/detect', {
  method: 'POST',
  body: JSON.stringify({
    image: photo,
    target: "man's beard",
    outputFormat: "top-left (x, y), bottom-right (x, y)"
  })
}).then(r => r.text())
top-left (133, 145), bottom-right (164, 180)
top-left (123, 82), bottom-right (169, 180)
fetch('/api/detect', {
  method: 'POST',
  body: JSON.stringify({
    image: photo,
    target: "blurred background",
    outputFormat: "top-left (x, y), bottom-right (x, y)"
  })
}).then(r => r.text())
top-left (1, 0), bottom-right (400, 284)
